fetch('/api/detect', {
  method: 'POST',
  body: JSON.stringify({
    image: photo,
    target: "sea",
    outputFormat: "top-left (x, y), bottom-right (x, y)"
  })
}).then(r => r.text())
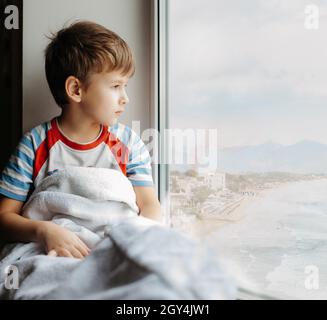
top-left (204, 178), bottom-right (327, 299)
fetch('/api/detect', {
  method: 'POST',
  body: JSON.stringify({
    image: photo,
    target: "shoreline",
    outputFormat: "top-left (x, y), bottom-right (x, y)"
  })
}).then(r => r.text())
top-left (188, 196), bottom-right (253, 239)
top-left (184, 177), bottom-right (327, 240)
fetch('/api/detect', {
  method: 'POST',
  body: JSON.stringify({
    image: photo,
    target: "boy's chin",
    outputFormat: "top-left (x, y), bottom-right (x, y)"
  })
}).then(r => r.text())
top-left (102, 117), bottom-right (118, 127)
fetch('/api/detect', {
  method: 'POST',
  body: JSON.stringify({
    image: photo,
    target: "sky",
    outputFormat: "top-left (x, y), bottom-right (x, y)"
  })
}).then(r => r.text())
top-left (169, 0), bottom-right (327, 148)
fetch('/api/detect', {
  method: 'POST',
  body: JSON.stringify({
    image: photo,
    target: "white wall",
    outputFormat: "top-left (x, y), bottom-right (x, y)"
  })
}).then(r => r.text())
top-left (23, 0), bottom-right (152, 135)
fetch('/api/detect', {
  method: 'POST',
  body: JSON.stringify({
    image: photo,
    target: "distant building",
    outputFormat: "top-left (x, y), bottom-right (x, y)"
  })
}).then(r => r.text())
top-left (203, 171), bottom-right (226, 190)
top-left (170, 192), bottom-right (189, 208)
top-left (173, 175), bottom-right (200, 194)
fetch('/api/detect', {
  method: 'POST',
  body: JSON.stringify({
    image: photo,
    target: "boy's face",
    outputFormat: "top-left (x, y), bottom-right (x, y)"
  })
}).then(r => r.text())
top-left (80, 70), bottom-right (130, 127)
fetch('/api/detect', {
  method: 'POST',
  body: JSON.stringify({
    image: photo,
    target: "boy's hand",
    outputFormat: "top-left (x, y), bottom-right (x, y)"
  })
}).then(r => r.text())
top-left (36, 221), bottom-right (91, 259)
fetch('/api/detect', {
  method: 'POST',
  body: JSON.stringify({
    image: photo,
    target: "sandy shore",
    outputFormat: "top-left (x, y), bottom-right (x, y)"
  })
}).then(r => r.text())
top-left (171, 195), bottom-right (256, 240)
top-left (173, 180), bottom-right (327, 239)
top-left (182, 178), bottom-right (324, 240)
top-left (187, 196), bottom-right (254, 239)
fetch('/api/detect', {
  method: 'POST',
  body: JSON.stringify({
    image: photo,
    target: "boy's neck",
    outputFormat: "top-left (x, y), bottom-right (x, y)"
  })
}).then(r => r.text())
top-left (57, 109), bottom-right (102, 144)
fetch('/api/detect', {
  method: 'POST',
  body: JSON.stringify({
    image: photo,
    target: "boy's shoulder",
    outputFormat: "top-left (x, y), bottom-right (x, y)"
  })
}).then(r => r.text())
top-left (109, 121), bottom-right (144, 150)
top-left (21, 119), bottom-right (51, 151)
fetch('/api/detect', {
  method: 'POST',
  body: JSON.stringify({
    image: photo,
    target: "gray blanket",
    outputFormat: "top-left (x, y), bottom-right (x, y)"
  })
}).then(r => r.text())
top-left (0, 167), bottom-right (236, 299)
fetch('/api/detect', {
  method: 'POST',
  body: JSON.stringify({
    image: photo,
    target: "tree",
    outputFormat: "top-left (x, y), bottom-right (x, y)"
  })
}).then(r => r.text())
top-left (185, 169), bottom-right (198, 177)
top-left (191, 185), bottom-right (213, 205)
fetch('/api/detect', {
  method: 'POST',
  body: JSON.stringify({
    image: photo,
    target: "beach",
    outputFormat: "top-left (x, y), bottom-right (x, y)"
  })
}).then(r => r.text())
top-left (191, 178), bottom-right (327, 299)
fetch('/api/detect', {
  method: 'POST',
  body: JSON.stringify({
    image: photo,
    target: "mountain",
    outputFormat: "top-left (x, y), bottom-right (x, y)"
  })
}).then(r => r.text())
top-left (170, 140), bottom-right (327, 174)
top-left (220, 140), bottom-right (327, 174)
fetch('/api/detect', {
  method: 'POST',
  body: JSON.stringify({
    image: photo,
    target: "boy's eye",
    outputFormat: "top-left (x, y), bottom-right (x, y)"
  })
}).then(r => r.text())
top-left (112, 84), bottom-right (128, 89)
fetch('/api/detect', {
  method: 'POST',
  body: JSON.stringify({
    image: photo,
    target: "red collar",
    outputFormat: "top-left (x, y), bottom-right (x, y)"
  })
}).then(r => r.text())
top-left (50, 117), bottom-right (108, 150)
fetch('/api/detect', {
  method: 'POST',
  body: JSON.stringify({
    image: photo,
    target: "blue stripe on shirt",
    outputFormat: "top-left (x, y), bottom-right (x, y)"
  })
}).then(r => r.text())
top-left (20, 135), bottom-right (34, 153)
top-left (30, 127), bottom-right (42, 148)
top-left (0, 187), bottom-right (27, 201)
top-left (130, 180), bottom-right (154, 187)
top-left (127, 167), bottom-right (152, 175)
top-left (126, 160), bottom-right (150, 170)
top-left (14, 149), bottom-right (34, 167)
top-left (41, 122), bottom-right (48, 134)
top-left (6, 161), bottom-right (33, 180)
top-left (2, 173), bottom-right (31, 190)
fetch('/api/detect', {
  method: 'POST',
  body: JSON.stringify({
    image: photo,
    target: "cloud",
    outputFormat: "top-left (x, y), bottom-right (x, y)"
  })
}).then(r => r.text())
top-left (169, 0), bottom-right (327, 147)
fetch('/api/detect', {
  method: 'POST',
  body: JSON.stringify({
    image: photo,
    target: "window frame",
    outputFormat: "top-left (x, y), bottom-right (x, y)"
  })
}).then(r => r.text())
top-left (151, 0), bottom-right (171, 227)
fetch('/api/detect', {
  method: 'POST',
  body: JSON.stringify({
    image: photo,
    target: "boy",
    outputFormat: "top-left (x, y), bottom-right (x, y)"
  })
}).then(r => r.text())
top-left (0, 21), bottom-right (162, 259)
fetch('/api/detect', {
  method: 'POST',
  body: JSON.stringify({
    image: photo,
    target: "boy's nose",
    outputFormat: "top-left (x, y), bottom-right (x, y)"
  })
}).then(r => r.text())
top-left (120, 95), bottom-right (129, 105)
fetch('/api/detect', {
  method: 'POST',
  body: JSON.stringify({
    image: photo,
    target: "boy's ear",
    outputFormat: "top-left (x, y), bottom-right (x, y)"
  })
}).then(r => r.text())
top-left (65, 76), bottom-right (82, 103)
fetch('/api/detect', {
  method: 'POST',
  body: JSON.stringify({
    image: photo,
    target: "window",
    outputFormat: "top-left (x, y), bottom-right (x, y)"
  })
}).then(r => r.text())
top-left (159, 0), bottom-right (327, 299)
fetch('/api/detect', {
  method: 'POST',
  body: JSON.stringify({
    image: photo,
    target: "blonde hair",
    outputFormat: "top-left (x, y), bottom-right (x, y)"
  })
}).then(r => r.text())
top-left (44, 20), bottom-right (135, 107)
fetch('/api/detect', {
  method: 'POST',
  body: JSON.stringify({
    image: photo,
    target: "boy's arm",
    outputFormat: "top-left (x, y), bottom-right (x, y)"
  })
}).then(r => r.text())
top-left (0, 196), bottom-right (42, 243)
top-left (133, 186), bottom-right (162, 223)
top-left (0, 196), bottom-right (91, 258)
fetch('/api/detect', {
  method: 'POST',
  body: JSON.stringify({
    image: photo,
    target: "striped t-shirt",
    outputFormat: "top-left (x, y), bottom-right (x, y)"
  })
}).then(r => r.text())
top-left (0, 116), bottom-right (154, 202)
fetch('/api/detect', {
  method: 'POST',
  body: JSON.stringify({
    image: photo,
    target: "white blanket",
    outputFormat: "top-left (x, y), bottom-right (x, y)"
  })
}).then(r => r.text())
top-left (22, 166), bottom-right (151, 249)
top-left (0, 166), bottom-right (236, 299)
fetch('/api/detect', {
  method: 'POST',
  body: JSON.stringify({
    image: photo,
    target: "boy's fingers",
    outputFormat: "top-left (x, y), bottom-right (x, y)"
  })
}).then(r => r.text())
top-left (77, 238), bottom-right (91, 253)
top-left (75, 244), bottom-right (89, 257)
top-left (70, 247), bottom-right (84, 259)
top-left (47, 249), bottom-right (57, 257)
top-left (58, 248), bottom-right (74, 258)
